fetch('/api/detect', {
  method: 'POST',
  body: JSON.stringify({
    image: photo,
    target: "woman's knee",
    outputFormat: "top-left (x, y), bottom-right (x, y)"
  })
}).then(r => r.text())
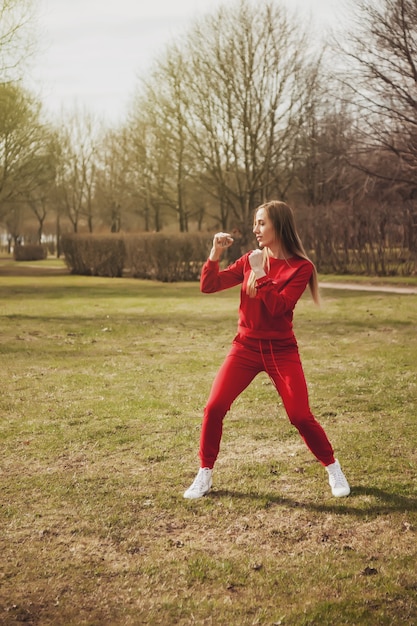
top-left (204, 399), bottom-right (231, 421)
top-left (288, 412), bottom-right (315, 430)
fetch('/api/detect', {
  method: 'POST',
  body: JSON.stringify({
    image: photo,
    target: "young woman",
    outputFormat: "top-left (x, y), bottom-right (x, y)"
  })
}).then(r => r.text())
top-left (184, 200), bottom-right (350, 499)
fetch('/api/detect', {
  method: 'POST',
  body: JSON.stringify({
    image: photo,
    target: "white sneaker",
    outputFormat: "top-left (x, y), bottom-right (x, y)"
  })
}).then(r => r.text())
top-left (183, 467), bottom-right (213, 499)
top-left (326, 459), bottom-right (350, 497)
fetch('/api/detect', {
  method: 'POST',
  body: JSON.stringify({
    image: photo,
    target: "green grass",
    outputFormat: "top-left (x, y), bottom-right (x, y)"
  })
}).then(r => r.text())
top-left (318, 272), bottom-right (417, 287)
top-left (1, 265), bottom-right (417, 625)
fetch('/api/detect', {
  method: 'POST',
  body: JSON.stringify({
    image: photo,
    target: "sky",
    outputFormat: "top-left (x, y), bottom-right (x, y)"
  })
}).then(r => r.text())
top-left (31, 0), bottom-right (344, 125)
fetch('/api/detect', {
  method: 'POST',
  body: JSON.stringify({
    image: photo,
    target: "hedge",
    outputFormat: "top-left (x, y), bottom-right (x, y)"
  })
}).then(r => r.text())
top-left (124, 232), bottom-right (212, 281)
top-left (61, 234), bottom-right (126, 277)
top-left (14, 244), bottom-right (48, 261)
top-left (61, 232), bottom-right (214, 281)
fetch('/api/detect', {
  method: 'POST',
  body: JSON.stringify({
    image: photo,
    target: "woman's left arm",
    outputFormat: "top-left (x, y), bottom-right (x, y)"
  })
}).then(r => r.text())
top-left (255, 264), bottom-right (313, 316)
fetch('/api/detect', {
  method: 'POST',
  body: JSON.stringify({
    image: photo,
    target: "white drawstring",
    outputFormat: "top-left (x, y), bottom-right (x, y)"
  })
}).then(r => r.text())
top-left (258, 339), bottom-right (286, 389)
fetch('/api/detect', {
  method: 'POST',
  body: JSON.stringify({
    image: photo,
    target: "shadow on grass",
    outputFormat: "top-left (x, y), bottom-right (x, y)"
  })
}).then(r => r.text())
top-left (210, 485), bottom-right (417, 516)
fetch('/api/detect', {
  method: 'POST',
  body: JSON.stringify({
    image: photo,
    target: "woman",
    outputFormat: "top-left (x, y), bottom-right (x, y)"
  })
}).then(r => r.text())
top-left (184, 201), bottom-right (350, 499)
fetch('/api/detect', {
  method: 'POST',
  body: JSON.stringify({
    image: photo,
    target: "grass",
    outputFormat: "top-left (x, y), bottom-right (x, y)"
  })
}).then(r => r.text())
top-left (318, 273), bottom-right (417, 289)
top-left (1, 260), bottom-right (417, 625)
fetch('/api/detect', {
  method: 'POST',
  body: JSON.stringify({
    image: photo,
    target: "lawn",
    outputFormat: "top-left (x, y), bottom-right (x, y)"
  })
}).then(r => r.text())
top-left (1, 262), bottom-right (417, 625)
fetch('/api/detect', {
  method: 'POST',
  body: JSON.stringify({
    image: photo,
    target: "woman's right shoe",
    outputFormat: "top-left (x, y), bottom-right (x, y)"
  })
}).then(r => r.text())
top-left (326, 459), bottom-right (350, 497)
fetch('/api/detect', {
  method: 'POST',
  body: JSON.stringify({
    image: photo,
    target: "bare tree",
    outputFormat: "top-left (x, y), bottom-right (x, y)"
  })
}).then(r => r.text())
top-left (94, 127), bottom-right (136, 232)
top-left (128, 0), bottom-right (323, 241)
top-left (127, 90), bottom-right (186, 232)
top-left (340, 0), bottom-right (417, 176)
top-left (338, 0), bottom-right (417, 260)
top-left (0, 82), bottom-right (51, 243)
top-left (180, 0), bottom-right (322, 240)
top-left (55, 109), bottom-right (100, 233)
top-left (0, 0), bottom-right (36, 81)
top-left (27, 129), bottom-right (60, 243)
top-left (137, 47), bottom-right (195, 232)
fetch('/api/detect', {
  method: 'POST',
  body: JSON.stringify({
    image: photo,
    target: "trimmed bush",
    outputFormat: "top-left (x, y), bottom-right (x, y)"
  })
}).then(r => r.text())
top-left (61, 234), bottom-right (126, 277)
top-left (124, 232), bottom-right (212, 281)
top-left (14, 244), bottom-right (47, 261)
top-left (61, 232), bottom-right (213, 281)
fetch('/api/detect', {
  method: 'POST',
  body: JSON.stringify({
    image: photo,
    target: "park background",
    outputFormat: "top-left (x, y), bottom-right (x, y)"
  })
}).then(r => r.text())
top-left (1, 1), bottom-right (417, 624)
top-left (1, 0), bottom-right (417, 279)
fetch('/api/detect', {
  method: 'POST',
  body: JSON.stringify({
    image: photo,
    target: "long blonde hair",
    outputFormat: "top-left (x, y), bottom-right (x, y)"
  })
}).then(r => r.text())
top-left (247, 201), bottom-right (320, 304)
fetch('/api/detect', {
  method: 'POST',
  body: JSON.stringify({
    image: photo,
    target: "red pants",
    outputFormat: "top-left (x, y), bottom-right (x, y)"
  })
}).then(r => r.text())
top-left (199, 335), bottom-right (335, 468)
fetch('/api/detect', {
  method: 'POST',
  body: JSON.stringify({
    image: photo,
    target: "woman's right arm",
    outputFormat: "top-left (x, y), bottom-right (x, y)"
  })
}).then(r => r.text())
top-left (200, 232), bottom-right (245, 293)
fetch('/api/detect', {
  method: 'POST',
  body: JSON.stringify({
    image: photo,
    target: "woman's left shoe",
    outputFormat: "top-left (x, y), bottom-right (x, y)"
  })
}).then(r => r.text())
top-left (326, 459), bottom-right (350, 497)
top-left (183, 467), bottom-right (213, 499)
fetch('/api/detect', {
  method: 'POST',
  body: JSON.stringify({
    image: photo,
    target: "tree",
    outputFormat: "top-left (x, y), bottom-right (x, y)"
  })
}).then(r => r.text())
top-left (94, 127), bottom-right (135, 232)
top-left (27, 129), bottom-right (60, 243)
top-left (341, 0), bottom-right (417, 174)
top-left (136, 47), bottom-right (196, 232)
top-left (0, 0), bottom-right (36, 81)
top-left (339, 0), bottom-right (417, 259)
top-left (55, 109), bottom-right (100, 233)
top-left (128, 0), bottom-right (323, 240)
top-left (126, 89), bottom-right (185, 232)
top-left (181, 0), bottom-right (322, 239)
top-left (0, 83), bottom-right (51, 242)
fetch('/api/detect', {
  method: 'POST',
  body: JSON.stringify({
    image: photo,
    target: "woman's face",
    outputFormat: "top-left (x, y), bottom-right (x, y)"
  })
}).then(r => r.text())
top-left (253, 207), bottom-right (277, 249)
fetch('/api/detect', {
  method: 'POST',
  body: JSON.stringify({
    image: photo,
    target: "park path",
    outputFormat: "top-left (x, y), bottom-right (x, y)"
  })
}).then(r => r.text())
top-left (319, 281), bottom-right (417, 295)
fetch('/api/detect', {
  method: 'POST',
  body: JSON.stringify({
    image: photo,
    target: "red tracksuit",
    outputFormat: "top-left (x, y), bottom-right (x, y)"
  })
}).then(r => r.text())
top-left (198, 252), bottom-right (335, 469)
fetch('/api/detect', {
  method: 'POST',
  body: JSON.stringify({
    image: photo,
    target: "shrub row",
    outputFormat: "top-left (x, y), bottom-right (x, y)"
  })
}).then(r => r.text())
top-left (61, 233), bottom-right (214, 281)
top-left (61, 234), bottom-right (126, 277)
top-left (124, 232), bottom-right (213, 281)
top-left (14, 244), bottom-right (48, 261)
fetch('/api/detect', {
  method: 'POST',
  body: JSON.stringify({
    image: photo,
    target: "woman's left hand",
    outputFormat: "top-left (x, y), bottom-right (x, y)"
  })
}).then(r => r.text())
top-left (249, 250), bottom-right (266, 279)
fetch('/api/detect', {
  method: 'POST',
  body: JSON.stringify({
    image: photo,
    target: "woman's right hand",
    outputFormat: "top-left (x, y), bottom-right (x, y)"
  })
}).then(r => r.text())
top-left (209, 232), bottom-right (234, 261)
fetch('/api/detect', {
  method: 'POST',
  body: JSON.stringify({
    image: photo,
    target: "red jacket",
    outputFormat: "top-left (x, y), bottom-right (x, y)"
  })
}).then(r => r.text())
top-left (200, 252), bottom-right (313, 340)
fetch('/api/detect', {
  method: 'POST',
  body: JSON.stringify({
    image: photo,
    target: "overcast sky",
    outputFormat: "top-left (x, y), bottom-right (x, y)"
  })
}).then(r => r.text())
top-left (32, 0), bottom-right (345, 124)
